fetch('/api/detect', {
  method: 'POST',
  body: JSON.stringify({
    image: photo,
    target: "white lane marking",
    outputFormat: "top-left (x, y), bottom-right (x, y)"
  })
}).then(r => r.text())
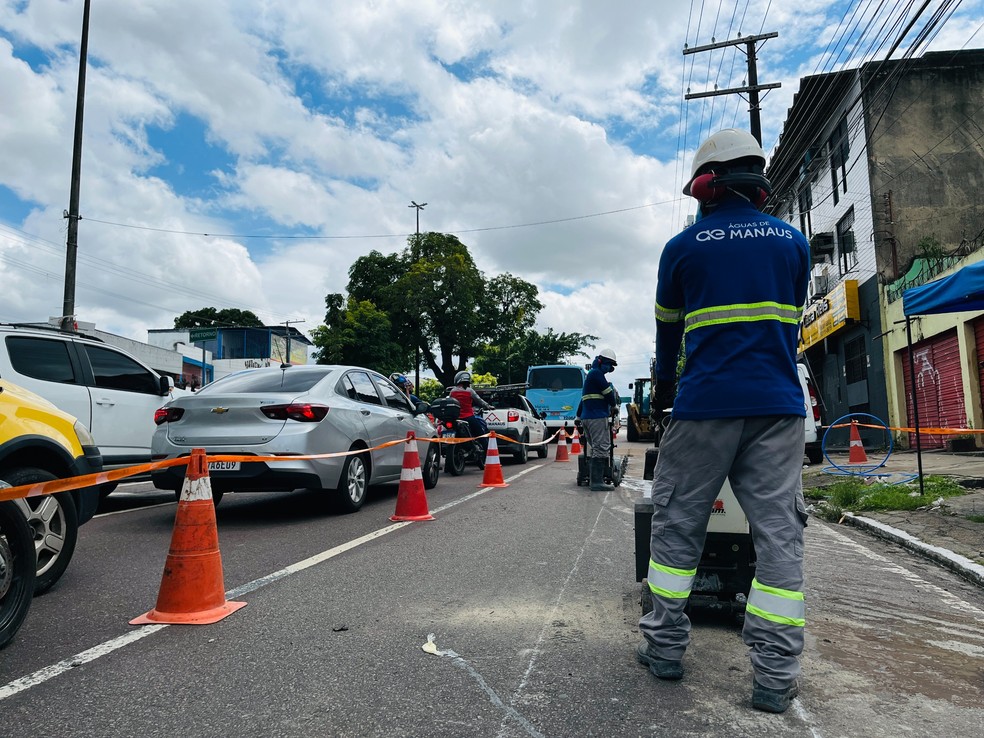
top-left (424, 634), bottom-right (544, 738)
top-left (496, 488), bottom-right (610, 738)
top-left (0, 463), bottom-right (547, 701)
top-left (93, 501), bottom-right (175, 518)
top-left (0, 626), bottom-right (167, 701)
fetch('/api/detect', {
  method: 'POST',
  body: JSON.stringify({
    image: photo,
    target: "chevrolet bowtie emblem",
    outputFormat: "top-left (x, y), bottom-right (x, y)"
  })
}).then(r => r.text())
top-left (211, 407), bottom-right (230, 414)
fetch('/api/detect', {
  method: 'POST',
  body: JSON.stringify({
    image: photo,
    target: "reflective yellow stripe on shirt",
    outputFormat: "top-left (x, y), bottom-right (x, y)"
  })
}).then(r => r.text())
top-left (647, 560), bottom-right (696, 600)
top-left (655, 300), bottom-right (685, 324)
top-left (684, 302), bottom-right (803, 333)
top-left (746, 578), bottom-right (805, 627)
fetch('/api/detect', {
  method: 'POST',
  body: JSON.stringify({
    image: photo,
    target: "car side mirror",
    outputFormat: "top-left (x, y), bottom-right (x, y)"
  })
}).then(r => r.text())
top-left (159, 375), bottom-right (175, 396)
top-left (539, 411), bottom-right (547, 420)
top-left (413, 400), bottom-right (429, 415)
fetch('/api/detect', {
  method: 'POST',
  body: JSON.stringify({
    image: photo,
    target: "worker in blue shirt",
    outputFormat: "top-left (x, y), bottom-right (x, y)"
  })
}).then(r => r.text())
top-left (636, 128), bottom-right (810, 714)
top-left (579, 348), bottom-right (619, 491)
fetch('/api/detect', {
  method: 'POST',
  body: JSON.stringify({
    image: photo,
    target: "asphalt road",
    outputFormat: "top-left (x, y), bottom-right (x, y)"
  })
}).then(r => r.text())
top-left (2, 440), bottom-right (983, 737)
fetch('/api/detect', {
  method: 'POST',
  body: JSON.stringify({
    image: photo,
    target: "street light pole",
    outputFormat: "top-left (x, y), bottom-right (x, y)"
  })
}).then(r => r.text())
top-left (408, 201), bottom-right (427, 388)
top-left (61, 0), bottom-right (91, 332)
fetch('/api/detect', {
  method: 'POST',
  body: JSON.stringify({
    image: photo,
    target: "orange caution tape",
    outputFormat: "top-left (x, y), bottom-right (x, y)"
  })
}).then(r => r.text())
top-left (826, 422), bottom-right (984, 436)
top-left (0, 428), bottom-right (568, 503)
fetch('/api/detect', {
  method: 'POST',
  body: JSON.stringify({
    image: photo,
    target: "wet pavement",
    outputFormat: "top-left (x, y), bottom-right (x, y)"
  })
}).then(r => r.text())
top-left (803, 448), bottom-right (984, 587)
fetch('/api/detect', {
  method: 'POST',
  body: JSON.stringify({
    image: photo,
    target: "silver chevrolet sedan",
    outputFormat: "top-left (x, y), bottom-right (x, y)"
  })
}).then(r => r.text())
top-left (150, 365), bottom-right (439, 512)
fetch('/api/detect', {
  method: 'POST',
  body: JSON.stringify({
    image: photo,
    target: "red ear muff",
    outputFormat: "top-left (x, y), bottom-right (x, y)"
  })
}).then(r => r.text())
top-left (753, 187), bottom-right (768, 208)
top-left (689, 173), bottom-right (725, 202)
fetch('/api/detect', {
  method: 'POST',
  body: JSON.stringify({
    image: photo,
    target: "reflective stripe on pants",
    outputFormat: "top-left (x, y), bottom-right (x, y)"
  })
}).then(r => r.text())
top-left (637, 416), bottom-right (806, 688)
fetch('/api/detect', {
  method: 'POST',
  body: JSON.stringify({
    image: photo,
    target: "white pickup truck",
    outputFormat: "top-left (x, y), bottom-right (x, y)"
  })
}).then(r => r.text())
top-left (475, 383), bottom-right (549, 464)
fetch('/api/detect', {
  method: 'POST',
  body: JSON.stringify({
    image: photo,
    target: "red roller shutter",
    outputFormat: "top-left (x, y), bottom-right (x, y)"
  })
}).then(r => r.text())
top-left (900, 329), bottom-right (965, 449)
top-left (975, 318), bottom-right (984, 414)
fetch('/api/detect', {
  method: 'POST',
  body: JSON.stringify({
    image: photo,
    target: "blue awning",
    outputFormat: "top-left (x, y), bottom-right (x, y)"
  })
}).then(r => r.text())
top-left (903, 260), bottom-right (984, 316)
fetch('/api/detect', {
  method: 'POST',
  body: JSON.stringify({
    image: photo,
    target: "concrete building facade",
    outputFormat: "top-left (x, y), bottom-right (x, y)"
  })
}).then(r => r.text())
top-left (766, 50), bottom-right (984, 450)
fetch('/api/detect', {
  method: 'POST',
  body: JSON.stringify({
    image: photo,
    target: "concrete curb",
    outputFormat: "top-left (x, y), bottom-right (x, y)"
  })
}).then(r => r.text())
top-left (840, 512), bottom-right (984, 589)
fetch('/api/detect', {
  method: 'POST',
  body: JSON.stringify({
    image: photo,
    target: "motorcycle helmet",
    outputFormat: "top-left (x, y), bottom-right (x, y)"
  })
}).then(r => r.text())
top-left (390, 372), bottom-right (408, 386)
top-left (454, 370), bottom-right (472, 385)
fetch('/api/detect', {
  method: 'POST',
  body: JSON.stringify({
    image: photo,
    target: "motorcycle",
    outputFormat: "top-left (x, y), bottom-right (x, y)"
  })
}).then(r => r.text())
top-left (1, 490), bottom-right (37, 650)
top-left (428, 397), bottom-right (486, 476)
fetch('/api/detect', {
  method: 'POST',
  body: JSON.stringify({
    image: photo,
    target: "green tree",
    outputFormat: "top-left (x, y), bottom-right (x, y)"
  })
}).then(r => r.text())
top-left (174, 307), bottom-right (264, 329)
top-left (311, 233), bottom-right (543, 386)
top-left (472, 328), bottom-right (597, 383)
top-left (310, 294), bottom-right (410, 372)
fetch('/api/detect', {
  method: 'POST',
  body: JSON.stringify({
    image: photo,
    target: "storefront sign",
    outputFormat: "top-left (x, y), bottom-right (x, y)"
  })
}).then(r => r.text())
top-left (799, 280), bottom-right (859, 351)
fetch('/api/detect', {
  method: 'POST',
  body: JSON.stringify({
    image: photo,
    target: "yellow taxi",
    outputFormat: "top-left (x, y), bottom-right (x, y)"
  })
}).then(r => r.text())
top-left (0, 380), bottom-right (102, 595)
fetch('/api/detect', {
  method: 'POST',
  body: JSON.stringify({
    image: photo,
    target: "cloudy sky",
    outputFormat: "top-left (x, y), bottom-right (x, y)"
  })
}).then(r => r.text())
top-left (2, 0), bottom-right (982, 393)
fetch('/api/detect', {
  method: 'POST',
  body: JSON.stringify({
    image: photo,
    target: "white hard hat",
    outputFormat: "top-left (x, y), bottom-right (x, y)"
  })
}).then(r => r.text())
top-left (683, 128), bottom-right (766, 195)
top-left (598, 348), bottom-right (617, 365)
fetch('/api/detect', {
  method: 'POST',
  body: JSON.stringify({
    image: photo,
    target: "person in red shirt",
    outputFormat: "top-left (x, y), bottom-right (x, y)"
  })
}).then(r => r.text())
top-left (449, 371), bottom-right (493, 456)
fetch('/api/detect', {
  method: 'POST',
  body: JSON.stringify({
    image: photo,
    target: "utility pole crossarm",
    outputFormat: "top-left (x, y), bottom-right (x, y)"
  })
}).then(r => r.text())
top-left (683, 32), bottom-right (778, 55)
top-left (682, 31), bottom-right (779, 145)
top-left (685, 82), bottom-right (781, 100)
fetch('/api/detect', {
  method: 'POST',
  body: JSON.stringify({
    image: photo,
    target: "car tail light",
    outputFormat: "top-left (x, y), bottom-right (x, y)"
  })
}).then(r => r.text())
top-left (808, 385), bottom-right (821, 422)
top-left (261, 403), bottom-right (329, 422)
top-left (444, 421), bottom-right (454, 431)
top-left (507, 411), bottom-right (519, 422)
top-left (154, 406), bottom-right (185, 425)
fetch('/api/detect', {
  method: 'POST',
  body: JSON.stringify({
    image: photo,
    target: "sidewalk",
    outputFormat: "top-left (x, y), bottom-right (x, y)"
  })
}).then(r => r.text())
top-left (802, 448), bottom-right (984, 588)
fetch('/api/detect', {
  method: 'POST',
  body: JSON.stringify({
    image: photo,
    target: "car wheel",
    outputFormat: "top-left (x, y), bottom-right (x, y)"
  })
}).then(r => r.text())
top-left (0, 500), bottom-right (36, 649)
top-left (6, 468), bottom-right (78, 596)
top-left (172, 488), bottom-right (224, 506)
top-left (335, 452), bottom-right (368, 513)
top-left (422, 443), bottom-right (440, 490)
top-left (536, 433), bottom-right (548, 458)
top-left (806, 446), bottom-right (824, 464)
top-left (516, 433), bottom-right (528, 464)
top-left (447, 445), bottom-right (466, 476)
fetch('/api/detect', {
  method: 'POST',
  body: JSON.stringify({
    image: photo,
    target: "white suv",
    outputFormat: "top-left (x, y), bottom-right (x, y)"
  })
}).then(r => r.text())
top-left (0, 324), bottom-right (176, 472)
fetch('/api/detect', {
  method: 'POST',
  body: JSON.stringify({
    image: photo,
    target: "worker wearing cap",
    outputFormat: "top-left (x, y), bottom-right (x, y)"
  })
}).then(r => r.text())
top-left (636, 128), bottom-right (810, 714)
top-left (579, 348), bottom-right (619, 491)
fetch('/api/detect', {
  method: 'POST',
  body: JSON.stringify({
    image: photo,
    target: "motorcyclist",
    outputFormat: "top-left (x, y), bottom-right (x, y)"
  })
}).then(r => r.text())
top-left (389, 373), bottom-right (421, 405)
top-left (449, 371), bottom-right (493, 460)
top-left (579, 348), bottom-right (619, 491)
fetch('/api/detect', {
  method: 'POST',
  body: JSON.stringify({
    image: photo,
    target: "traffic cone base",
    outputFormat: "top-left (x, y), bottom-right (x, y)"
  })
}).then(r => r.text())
top-left (130, 449), bottom-right (245, 626)
top-left (480, 433), bottom-right (509, 488)
top-left (391, 434), bottom-right (435, 521)
top-left (555, 429), bottom-right (570, 462)
top-left (848, 421), bottom-right (869, 464)
top-left (570, 428), bottom-right (582, 456)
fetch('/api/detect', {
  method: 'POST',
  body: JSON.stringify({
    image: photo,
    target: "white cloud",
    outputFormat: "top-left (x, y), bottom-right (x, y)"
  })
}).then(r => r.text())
top-left (1, 0), bottom-right (983, 387)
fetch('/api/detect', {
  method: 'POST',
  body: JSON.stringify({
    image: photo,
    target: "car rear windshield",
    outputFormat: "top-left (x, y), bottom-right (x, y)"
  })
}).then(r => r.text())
top-left (202, 369), bottom-right (329, 394)
top-left (527, 367), bottom-right (583, 390)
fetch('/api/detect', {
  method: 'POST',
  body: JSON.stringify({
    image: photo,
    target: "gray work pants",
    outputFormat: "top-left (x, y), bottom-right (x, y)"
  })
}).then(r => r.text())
top-left (581, 417), bottom-right (612, 459)
top-left (638, 416), bottom-right (807, 689)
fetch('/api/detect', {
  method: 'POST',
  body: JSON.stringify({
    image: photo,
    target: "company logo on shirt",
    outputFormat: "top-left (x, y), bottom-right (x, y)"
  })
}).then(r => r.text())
top-left (695, 221), bottom-right (795, 242)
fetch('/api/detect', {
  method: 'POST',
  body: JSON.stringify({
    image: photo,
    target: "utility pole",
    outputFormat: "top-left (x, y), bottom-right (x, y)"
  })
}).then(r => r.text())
top-left (683, 32), bottom-right (780, 145)
top-left (282, 319), bottom-right (306, 366)
top-left (408, 200), bottom-right (427, 388)
top-left (61, 0), bottom-right (91, 332)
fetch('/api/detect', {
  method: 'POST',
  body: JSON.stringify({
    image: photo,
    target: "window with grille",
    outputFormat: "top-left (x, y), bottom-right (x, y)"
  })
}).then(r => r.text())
top-left (829, 117), bottom-right (849, 205)
top-left (837, 207), bottom-right (857, 274)
top-left (798, 186), bottom-right (813, 237)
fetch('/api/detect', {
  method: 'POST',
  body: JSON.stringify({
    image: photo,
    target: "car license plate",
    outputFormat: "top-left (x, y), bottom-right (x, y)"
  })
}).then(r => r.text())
top-left (208, 461), bottom-right (240, 472)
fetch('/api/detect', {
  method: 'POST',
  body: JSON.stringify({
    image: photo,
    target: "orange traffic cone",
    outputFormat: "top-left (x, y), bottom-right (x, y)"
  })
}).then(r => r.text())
top-left (848, 420), bottom-right (868, 464)
top-left (570, 427), bottom-right (582, 455)
top-left (555, 428), bottom-right (570, 462)
top-left (479, 432), bottom-right (509, 488)
top-left (390, 433), bottom-right (435, 521)
top-left (131, 448), bottom-right (246, 625)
